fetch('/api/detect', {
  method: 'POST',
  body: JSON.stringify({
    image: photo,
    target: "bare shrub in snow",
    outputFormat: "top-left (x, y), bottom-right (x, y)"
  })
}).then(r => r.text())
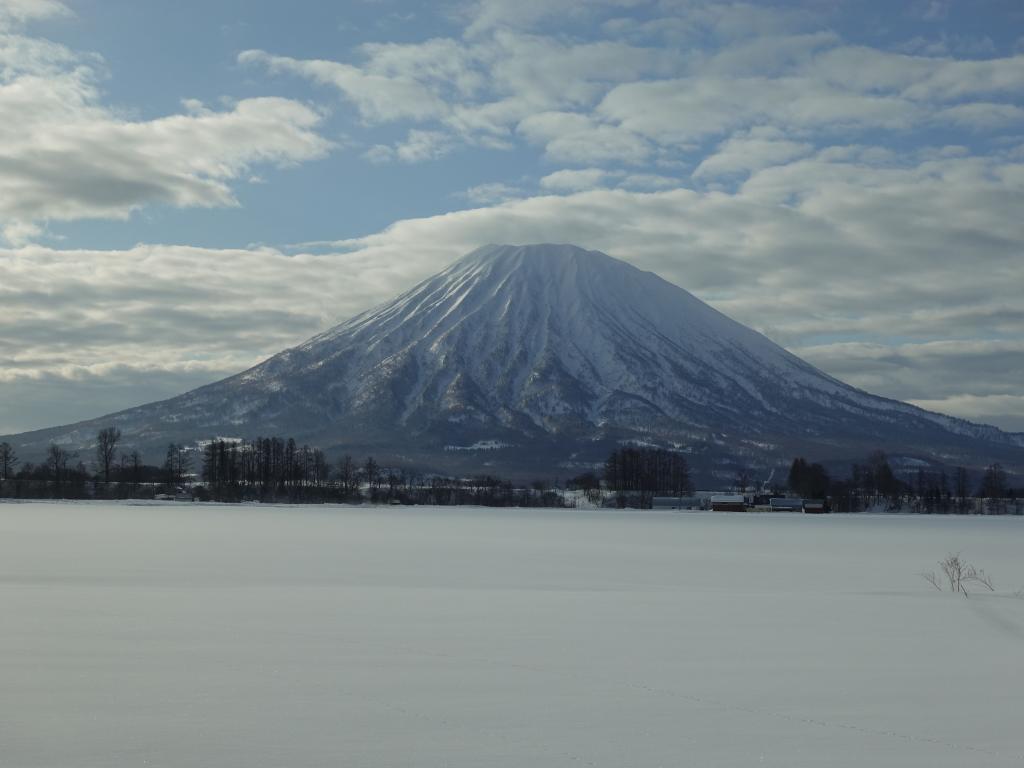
top-left (963, 565), bottom-right (994, 592)
top-left (919, 571), bottom-right (941, 591)
top-left (923, 553), bottom-right (996, 596)
top-left (940, 553), bottom-right (966, 594)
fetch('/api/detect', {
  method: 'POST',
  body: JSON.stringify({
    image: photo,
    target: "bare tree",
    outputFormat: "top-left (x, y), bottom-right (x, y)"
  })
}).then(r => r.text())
top-left (568, 471), bottom-right (603, 503)
top-left (46, 444), bottom-right (73, 486)
top-left (95, 427), bottom-right (121, 484)
top-left (363, 456), bottom-right (381, 494)
top-left (336, 455), bottom-right (358, 498)
top-left (123, 450), bottom-right (143, 491)
top-left (174, 445), bottom-right (193, 485)
top-left (164, 443), bottom-right (193, 487)
top-left (953, 466), bottom-right (970, 510)
top-left (733, 466), bottom-right (753, 493)
top-left (386, 468), bottom-right (402, 498)
top-left (0, 441), bottom-right (17, 480)
top-left (979, 463), bottom-right (1007, 499)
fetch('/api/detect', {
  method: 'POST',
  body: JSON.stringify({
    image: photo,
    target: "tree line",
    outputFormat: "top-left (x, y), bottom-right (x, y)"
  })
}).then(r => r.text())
top-left (195, 437), bottom-right (567, 506)
top-left (0, 431), bottom-right (1020, 513)
top-left (0, 431), bottom-right (568, 507)
top-left (786, 451), bottom-right (1020, 513)
top-left (566, 446), bottom-right (694, 508)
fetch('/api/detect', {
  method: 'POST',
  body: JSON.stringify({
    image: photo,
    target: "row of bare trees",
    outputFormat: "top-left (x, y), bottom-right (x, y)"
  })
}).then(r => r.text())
top-left (194, 437), bottom-right (567, 506)
top-left (597, 447), bottom-right (693, 508)
top-left (0, 429), bottom-right (571, 506)
top-left (787, 451), bottom-right (1020, 513)
top-left (0, 429), bottom-right (165, 498)
top-left (0, 430), bottom-right (1019, 511)
top-left (0, 441), bottom-right (92, 498)
top-left (200, 437), bottom-right (329, 500)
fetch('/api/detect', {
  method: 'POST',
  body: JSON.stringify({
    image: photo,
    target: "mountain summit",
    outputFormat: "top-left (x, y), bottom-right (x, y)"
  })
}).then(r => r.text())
top-left (8, 244), bottom-right (1024, 479)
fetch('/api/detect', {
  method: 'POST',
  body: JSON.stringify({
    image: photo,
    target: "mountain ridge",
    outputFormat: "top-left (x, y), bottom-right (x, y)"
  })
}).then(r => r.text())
top-left (6, 243), bottom-right (1023, 481)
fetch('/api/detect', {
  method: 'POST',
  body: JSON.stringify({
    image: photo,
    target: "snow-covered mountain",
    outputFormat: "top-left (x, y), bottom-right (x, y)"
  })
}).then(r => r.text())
top-left (8, 244), bottom-right (1024, 479)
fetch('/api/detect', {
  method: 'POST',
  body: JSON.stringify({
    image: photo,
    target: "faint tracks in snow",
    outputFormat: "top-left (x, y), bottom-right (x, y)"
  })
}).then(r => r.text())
top-left (620, 677), bottom-right (1024, 763)
top-left (330, 634), bottom-right (1023, 765)
top-left (968, 595), bottom-right (1024, 642)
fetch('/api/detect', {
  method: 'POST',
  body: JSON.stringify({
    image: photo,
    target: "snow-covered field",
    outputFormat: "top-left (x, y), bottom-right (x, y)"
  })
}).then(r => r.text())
top-left (2, 502), bottom-right (1023, 767)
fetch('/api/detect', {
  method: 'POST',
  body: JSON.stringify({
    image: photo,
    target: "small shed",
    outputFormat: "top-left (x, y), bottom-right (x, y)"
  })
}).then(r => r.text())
top-left (769, 497), bottom-right (803, 512)
top-left (711, 494), bottom-right (746, 512)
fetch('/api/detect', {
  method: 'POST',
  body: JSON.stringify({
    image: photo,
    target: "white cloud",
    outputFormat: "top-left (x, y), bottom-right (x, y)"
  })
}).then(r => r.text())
top-left (0, 88), bottom-right (332, 237)
top-left (239, 49), bottom-right (448, 123)
top-left (364, 129), bottom-right (454, 163)
top-left (604, 2), bottom-right (824, 44)
top-left (359, 37), bottom-right (484, 97)
top-left (460, 0), bottom-right (642, 37)
top-left (243, 31), bottom-right (671, 153)
top-left (619, 173), bottom-right (679, 189)
top-left (701, 31), bottom-right (838, 75)
top-left (486, 31), bottom-right (674, 108)
top-left (539, 167), bottom-right (620, 191)
top-left (901, 54), bottom-right (1024, 101)
top-left (363, 144), bottom-right (393, 163)
top-left (794, 340), bottom-right (1024, 397)
top-left (518, 111), bottom-right (650, 163)
top-left (598, 75), bottom-right (923, 148)
top-left (0, 27), bottom-right (333, 240)
top-left (916, 0), bottom-right (952, 22)
top-left (461, 181), bottom-right (522, 203)
top-left (938, 102), bottom-right (1024, 130)
top-left (240, 12), bottom-right (1024, 169)
top-left (693, 126), bottom-right (814, 178)
top-left (0, 0), bottom-right (70, 29)
top-left (896, 33), bottom-right (997, 58)
top-left (0, 241), bottom-right (408, 392)
top-left (796, 340), bottom-right (1024, 430)
top-left (595, 46), bottom-right (1024, 152)
top-left (461, 0), bottom-right (582, 37)
top-left (1, 219), bottom-right (41, 246)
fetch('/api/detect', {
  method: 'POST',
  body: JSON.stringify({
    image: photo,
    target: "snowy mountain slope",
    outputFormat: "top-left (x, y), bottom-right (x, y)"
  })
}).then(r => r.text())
top-left (7, 244), bottom-right (1024, 478)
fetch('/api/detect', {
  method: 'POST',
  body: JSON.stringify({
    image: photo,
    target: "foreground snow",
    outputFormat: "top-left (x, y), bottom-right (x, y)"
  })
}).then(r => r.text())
top-left (2, 502), bottom-right (1023, 767)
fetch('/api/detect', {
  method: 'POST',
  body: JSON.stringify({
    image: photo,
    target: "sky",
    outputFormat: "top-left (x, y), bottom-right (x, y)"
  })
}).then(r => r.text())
top-left (1, 0), bottom-right (1023, 435)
